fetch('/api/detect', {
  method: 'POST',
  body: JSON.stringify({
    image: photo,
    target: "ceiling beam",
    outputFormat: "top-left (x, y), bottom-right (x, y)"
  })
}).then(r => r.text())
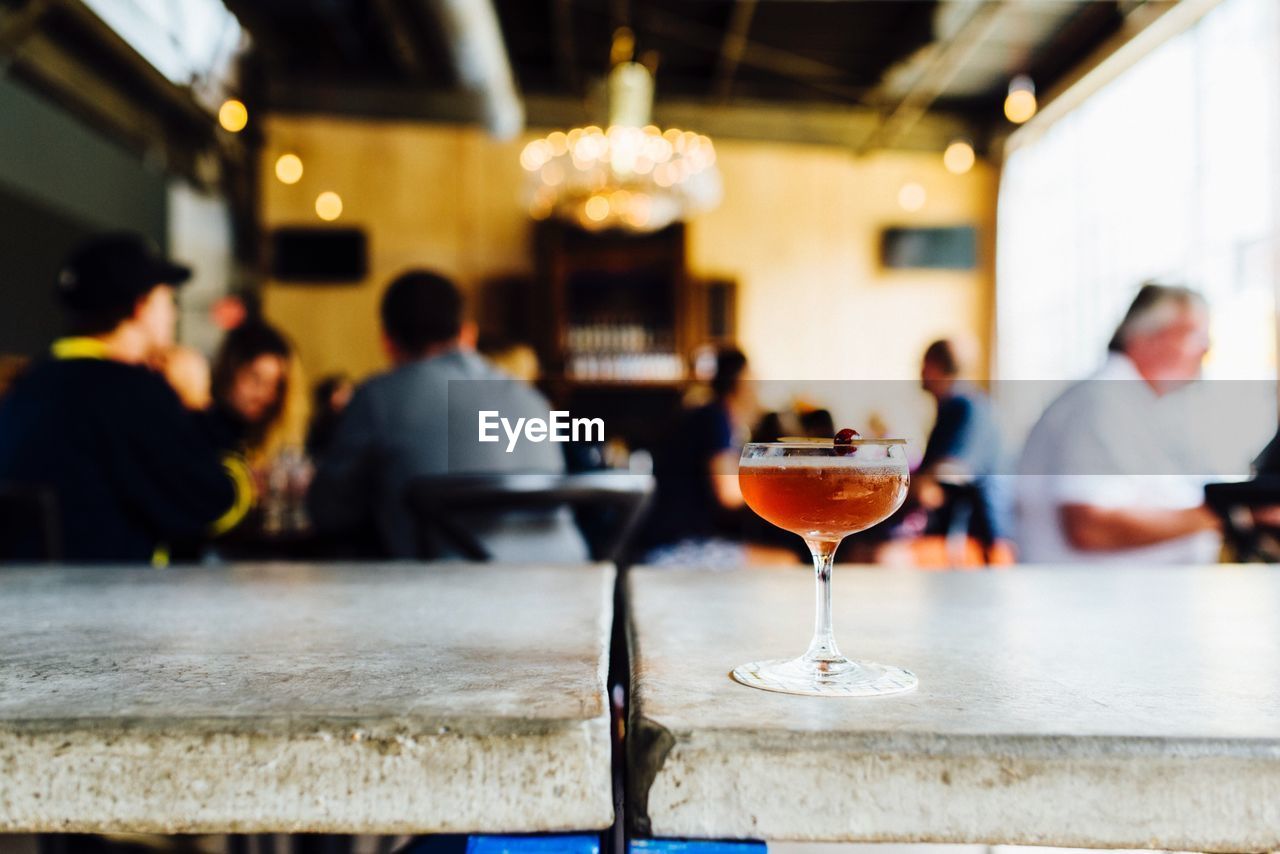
top-left (1005, 0), bottom-right (1207, 153)
top-left (856, 0), bottom-right (1008, 154)
top-left (646, 98), bottom-right (972, 153)
top-left (711, 0), bottom-right (757, 104)
top-left (264, 81), bottom-right (973, 153)
top-left (1024, 1), bottom-right (1127, 93)
top-left (634, 4), bottom-right (868, 104)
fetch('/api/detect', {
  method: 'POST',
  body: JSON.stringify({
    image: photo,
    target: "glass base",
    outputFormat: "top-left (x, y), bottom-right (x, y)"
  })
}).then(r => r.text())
top-left (731, 656), bottom-right (918, 697)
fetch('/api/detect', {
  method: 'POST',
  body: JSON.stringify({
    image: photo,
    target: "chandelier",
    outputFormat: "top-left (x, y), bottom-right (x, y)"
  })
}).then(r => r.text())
top-left (520, 41), bottom-right (722, 232)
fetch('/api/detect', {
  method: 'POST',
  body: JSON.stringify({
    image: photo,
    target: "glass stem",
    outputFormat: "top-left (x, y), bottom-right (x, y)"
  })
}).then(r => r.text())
top-left (802, 539), bottom-right (844, 665)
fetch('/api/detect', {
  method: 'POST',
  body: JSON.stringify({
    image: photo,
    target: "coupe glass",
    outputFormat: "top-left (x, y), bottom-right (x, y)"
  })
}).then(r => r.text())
top-left (734, 439), bottom-right (916, 697)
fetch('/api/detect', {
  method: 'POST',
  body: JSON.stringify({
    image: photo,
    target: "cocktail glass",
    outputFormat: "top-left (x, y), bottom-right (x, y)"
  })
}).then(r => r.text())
top-left (734, 439), bottom-right (915, 697)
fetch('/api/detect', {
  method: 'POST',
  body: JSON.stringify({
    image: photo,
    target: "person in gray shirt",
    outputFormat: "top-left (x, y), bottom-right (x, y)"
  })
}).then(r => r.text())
top-left (308, 270), bottom-right (586, 560)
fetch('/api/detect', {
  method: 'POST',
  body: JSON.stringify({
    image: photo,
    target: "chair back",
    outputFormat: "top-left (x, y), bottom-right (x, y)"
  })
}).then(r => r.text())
top-left (1205, 476), bottom-right (1280, 561)
top-left (404, 471), bottom-right (654, 563)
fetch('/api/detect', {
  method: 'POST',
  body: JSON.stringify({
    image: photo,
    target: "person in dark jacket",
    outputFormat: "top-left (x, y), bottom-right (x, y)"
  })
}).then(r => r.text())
top-left (638, 346), bottom-right (757, 565)
top-left (914, 338), bottom-right (1009, 543)
top-left (0, 233), bottom-right (253, 564)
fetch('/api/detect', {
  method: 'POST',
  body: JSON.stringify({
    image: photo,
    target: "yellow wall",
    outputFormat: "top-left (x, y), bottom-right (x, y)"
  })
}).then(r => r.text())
top-left (692, 140), bottom-right (996, 383)
top-left (260, 115), bottom-right (996, 389)
top-left (261, 116), bottom-right (531, 380)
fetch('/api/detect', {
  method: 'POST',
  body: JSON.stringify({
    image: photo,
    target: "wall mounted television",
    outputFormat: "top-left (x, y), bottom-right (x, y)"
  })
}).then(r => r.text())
top-left (271, 227), bottom-right (368, 283)
top-left (881, 226), bottom-right (977, 271)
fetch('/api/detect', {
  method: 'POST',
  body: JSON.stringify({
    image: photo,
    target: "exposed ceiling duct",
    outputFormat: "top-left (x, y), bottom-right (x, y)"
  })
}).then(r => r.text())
top-left (423, 0), bottom-right (523, 139)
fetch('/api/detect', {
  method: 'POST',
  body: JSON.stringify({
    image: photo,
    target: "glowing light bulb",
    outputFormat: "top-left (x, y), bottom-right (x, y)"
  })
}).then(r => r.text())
top-left (943, 140), bottom-right (975, 175)
top-left (218, 99), bottom-right (248, 133)
top-left (315, 191), bottom-right (343, 221)
top-left (274, 153), bottom-right (303, 184)
top-left (898, 182), bottom-right (927, 212)
top-left (1004, 75), bottom-right (1037, 124)
top-left (584, 195), bottom-right (610, 222)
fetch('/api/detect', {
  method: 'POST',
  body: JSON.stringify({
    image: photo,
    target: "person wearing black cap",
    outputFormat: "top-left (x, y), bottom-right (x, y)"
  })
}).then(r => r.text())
top-left (0, 232), bottom-right (254, 564)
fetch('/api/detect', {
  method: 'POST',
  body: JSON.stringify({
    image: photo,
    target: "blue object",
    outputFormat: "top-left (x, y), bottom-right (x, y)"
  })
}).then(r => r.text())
top-left (630, 840), bottom-right (767, 854)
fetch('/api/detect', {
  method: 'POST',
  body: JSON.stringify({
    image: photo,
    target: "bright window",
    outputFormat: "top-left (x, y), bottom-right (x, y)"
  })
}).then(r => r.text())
top-left (996, 0), bottom-right (1278, 385)
top-left (82, 0), bottom-right (244, 100)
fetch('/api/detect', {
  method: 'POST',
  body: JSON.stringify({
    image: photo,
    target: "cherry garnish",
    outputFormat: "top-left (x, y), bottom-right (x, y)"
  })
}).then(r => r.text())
top-left (834, 427), bottom-right (860, 455)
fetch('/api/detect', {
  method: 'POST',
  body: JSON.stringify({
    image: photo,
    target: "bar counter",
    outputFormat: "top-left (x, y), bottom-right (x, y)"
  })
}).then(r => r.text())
top-left (0, 563), bottom-right (616, 834)
top-left (627, 565), bottom-right (1280, 849)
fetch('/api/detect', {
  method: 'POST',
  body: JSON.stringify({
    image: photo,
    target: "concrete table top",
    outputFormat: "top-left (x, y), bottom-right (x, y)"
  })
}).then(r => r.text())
top-left (0, 562), bottom-right (616, 835)
top-left (627, 565), bottom-right (1280, 849)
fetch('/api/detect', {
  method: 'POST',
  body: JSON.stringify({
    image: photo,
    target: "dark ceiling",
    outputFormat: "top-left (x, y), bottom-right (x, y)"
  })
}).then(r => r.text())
top-left (497, 0), bottom-right (940, 105)
top-left (228, 0), bottom-right (1134, 134)
top-left (224, 0), bottom-right (454, 84)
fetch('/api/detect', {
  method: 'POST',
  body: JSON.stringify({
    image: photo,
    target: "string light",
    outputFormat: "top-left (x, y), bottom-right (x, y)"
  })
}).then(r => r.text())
top-left (898, 182), bottom-right (927, 212)
top-left (584, 195), bottom-right (611, 222)
top-left (218, 99), bottom-right (248, 133)
top-left (315, 191), bottom-right (343, 221)
top-left (1004, 75), bottom-right (1037, 124)
top-left (274, 154), bottom-right (303, 184)
top-left (943, 139), bottom-right (975, 175)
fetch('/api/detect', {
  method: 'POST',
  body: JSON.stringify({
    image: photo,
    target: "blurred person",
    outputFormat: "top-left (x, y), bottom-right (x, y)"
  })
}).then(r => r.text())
top-left (211, 291), bottom-right (263, 332)
top-left (0, 233), bottom-right (252, 563)
top-left (305, 373), bottom-right (354, 459)
top-left (308, 270), bottom-right (585, 560)
top-left (1017, 283), bottom-right (1221, 563)
top-left (637, 346), bottom-right (761, 565)
top-left (798, 408), bottom-right (835, 439)
top-left (203, 320), bottom-right (292, 460)
top-left (753, 410), bottom-right (789, 443)
top-left (914, 339), bottom-right (1009, 544)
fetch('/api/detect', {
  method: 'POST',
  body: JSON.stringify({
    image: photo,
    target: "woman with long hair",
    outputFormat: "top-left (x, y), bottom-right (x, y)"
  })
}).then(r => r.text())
top-left (205, 321), bottom-right (296, 461)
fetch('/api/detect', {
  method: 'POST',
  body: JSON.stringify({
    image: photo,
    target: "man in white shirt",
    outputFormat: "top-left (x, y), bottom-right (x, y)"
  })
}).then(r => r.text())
top-left (1017, 284), bottom-right (1222, 564)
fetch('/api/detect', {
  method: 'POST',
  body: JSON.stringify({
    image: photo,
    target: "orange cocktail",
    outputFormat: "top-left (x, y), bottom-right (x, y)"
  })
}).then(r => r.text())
top-left (739, 463), bottom-right (908, 542)
top-left (733, 438), bottom-right (915, 697)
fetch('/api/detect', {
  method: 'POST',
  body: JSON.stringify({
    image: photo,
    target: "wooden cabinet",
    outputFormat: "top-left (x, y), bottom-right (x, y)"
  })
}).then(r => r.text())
top-left (477, 220), bottom-right (738, 450)
top-left (532, 220), bottom-right (736, 382)
top-left (534, 220), bottom-right (687, 383)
